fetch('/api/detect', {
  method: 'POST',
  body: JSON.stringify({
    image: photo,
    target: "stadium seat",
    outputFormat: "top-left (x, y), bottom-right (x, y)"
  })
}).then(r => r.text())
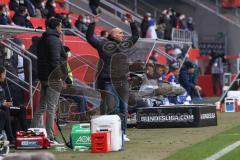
top-left (0, 0), bottom-right (10, 5)
top-left (30, 17), bottom-right (46, 29)
top-left (234, 0), bottom-right (240, 7)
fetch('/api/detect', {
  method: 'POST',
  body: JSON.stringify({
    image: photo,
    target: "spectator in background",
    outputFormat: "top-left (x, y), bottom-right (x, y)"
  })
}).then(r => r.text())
top-left (165, 64), bottom-right (179, 85)
top-left (11, 38), bottom-right (25, 81)
top-left (75, 15), bottom-right (90, 34)
top-left (163, 10), bottom-right (173, 40)
top-left (146, 16), bottom-right (157, 39)
top-left (75, 15), bottom-right (87, 33)
top-left (138, 63), bottom-right (158, 97)
top-left (46, 0), bottom-right (56, 19)
top-left (176, 13), bottom-right (186, 29)
top-left (89, 0), bottom-right (101, 15)
top-left (33, 0), bottom-right (48, 18)
top-left (187, 17), bottom-right (194, 31)
top-left (209, 51), bottom-right (225, 96)
top-left (9, 0), bottom-right (36, 17)
top-left (148, 51), bottom-right (158, 64)
top-left (100, 30), bottom-right (108, 39)
top-left (161, 65), bottom-right (169, 82)
top-left (12, 6), bottom-right (34, 28)
top-left (9, 0), bottom-right (23, 12)
top-left (24, 0), bottom-right (36, 17)
top-left (0, 5), bottom-right (11, 25)
top-left (154, 64), bottom-right (164, 83)
top-left (156, 14), bottom-right (166, 39)
top-left (62, 13), bottom-right (72, 29)
top-left (140, 12), bottom-right (151, 38)
top-left (179, 61), bottom-right (202, 98)
top-left (0, 66), bottom-right (15, 146)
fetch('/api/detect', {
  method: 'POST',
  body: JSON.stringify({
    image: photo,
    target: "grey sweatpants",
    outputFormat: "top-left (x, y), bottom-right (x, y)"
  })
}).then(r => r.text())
top-left (31, 81), bottom-right (61, 140)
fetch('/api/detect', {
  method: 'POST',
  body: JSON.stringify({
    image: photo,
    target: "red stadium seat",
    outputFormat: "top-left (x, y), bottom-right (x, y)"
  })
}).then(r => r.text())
top-left (234, 0), bottom-right (240, 7)
top-left (30, 17), bottom-right (46, 29)
top-left (222, 0), bottom-right (234, 8)
top-left (55, 2), bottom-right (69, 14)
top-left (0, 0), bottom-right (10, 5)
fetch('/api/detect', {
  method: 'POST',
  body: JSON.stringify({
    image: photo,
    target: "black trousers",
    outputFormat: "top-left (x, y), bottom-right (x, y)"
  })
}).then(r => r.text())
top-left (1, 106), bottom-right (27, 139)
top-left (0, 108), bottom-right (14, 142)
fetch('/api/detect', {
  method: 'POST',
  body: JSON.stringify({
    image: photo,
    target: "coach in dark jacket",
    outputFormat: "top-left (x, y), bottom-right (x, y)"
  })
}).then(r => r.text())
top-left (31, 18), bottom-right (65, 143)
top-left (86, 15), bottom-right (139, 141)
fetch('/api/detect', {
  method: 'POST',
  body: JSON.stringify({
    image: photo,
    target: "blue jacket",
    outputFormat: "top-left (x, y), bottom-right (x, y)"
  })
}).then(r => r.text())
top-left (0, 14), bottom-right (9, 25)
top-left (179, 66), bottom-right (195, 94)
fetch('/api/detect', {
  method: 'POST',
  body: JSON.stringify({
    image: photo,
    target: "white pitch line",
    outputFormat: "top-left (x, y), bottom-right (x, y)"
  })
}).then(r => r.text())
top-left (205, 141), bottom-right (240, 160)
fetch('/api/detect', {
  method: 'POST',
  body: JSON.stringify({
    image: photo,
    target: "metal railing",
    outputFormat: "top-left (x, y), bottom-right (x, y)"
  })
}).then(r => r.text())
top-left (0, 41), bottom-right (33, 116)
top-left (62, 28), bottom-right (87, 41)
top-left (171, 28), bottom-right (194, 43)
top-left (100, 0), bottom-right (142, 24)
top-left (186, 0), bottom-right (240, 29)
top-left (115, 0), bottom-right (162, 19)
top-left (171, 28), bottom-right (198, 48)
top-left (65, 0), bottom-right (131, 35)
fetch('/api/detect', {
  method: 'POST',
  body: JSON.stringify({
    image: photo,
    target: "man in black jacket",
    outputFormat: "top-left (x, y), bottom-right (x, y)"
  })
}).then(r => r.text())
top-left (31, 18), bottom-right (65, 145)
top-left (86, 15), bottom-right (139, 141)
top-left (0, 66), bottom-right (15, 146)
top-left (12, 5), bottom-right (34, 28)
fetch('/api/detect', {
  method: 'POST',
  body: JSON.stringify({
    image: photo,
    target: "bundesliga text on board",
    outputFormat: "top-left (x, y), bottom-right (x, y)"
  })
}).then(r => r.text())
top-left (140, 113), bottom-right (194, 123)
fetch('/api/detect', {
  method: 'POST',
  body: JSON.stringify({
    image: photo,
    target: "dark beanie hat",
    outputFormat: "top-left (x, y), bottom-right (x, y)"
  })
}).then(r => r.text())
top-left (184, 61), bottom-right (194, 69)
top-left (47, 18), bottom-right (62, 29)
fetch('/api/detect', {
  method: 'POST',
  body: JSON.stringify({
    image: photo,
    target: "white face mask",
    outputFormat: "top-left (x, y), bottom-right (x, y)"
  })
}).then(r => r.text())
top-left (41, 2), bottom-right (45, 7)
top-left (86, 19), bottom-right (91, 24)
top-left (21, 44), bottom-right (25, 49)
top-left (82, 18), bottom-right (86, 23)
top-left (166, 14), bottom-right (170, 20)
top-left (26, 16), bottom-right (30, 20)
top-left (67, 51), bottom-right (72, 58)
top-left (180, 15), bottom-right (185, 20)
top-left (4, 12), bottom-right (9, 16)
top-left (52, 2), bottom-right (56, 8)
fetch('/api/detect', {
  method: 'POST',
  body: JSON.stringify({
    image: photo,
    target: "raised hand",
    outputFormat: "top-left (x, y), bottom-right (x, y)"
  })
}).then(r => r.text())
top-left (126, 13), bottom-right (134, 23)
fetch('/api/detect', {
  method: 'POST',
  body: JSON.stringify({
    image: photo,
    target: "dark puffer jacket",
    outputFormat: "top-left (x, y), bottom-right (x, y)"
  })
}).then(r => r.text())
top-left (12, 13), bottom-right (34, 28)
top-left (86, 22), bottom-right (139, 81)
top-left (37, 28), bottom-right (65, 81)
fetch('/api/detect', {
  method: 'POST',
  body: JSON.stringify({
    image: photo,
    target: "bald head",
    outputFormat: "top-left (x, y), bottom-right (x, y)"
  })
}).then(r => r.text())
top-left (109, 27), bottom-right (124, 42)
